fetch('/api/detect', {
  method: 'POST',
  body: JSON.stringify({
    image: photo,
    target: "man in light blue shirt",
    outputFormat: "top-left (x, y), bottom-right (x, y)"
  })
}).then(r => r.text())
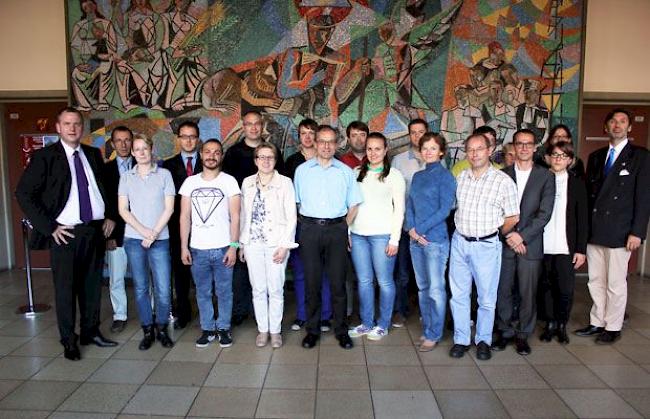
top-left (294, 125), bottom-right (362, 350)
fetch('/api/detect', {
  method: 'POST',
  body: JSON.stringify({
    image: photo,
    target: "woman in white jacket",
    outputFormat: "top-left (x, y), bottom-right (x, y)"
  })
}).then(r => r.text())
top-left (239, 142), bottom-right (297, 348)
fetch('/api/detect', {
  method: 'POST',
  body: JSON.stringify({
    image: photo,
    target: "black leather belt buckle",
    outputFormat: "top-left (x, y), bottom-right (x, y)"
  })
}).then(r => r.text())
top-left (462, 232), bottom-right (497, 242)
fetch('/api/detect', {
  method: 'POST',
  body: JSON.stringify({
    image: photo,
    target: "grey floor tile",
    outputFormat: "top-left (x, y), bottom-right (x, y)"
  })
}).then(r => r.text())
top-left (111, 340), bottom-right (170, 361)
top-left (0, 337), bottom-right (32, 356)
top-left (317, 365), bottom-right (369, 390)
top-left (496, 389), bottom-right (576, 418)
top-left (87, 359), bottom-right (158, 384)
top-left (0, 380), bottom-right (80, 410)
top-left (318, 344), bottom-right (366, 365)
top-left (364, 345), bottom-right (420, 366)
top-left (479, 364), bottom-right (548, 389)
top-left (418, 347), bottom-right (475, 366)
top-left (188, 387), bottom-right (260, 418)
top-left (204, 363), bottom-right (268, 388)
top-left (264, 364), bottom-right (317, 389)
top-left (122, 385), bottom-right (199, 416)
top-left (163, 341), bottom-right (220, 363)
top-left (31, 357), bottom-right (104, 381)
top-left (0, 380), bottom-right (23, 400)
top-left (567, 345), bottom-right (634, 365)
top-left (117, 416), bottom-right (183, 419)
top-left (363, 329), bottom-right (413, 346)
top-left (270, 344), bottom-right (318, 365)
top-left (78, 343), bottom-right (120, 359)
top-left (57, 382), bottom-right (138, 413)
top-left (0, 356), bottom-right (51, 379)
top-left (146, 361), bottom-right (211, 386)
top-left (617, 389), bottom-right (650, 417)
top-left (0, 319), bottom-right (57, 338)
top-left (425, 365), bottom-right (490, 390)
top-left (434, 390), bottom-right (508, 418)
top-left (256, 389), bottom-right (314, 419)
top-left (557, 389), bottom-right (642, 418)
top-left (368, 365), bottom-right (430, 390)
top-left (10, 337), bottom-right (63, 357)
top-left (523, 346), bottom-right (580, 365)
top-left (218, 346), bottom-right (273, 364)
top-left (615, 344), bottom-right (650, 363)
top-left (49, 411), bottom-right (116, 419)
top-left (614, 329), bottom-right (650, 345)
top-left (372, 390), bottom-right (441, 419)
top-left (0, 410), bottom-right (51, 419)
top-left (315, 390), bottom-right (373, 419)
top-left (534, 364), bottom-right (608, 389)
top-left (468, 347), bottom-right (528, 365)
top-left (588, 364), bottom-right (650, 388)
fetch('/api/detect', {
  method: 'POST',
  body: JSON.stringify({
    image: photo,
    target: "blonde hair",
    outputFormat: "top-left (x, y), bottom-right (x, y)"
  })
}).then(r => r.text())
top-left (132, 133), bottom-right (153, 150)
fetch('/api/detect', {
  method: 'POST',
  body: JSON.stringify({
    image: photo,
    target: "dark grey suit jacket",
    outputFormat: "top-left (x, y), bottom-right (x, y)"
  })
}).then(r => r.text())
top-left (502, 164), bottom-right (556, 260)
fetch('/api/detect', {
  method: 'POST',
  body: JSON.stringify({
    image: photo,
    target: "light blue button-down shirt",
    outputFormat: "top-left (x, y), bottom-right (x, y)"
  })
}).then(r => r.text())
top-left (294, 158), bottom-right (363, 218)
top-left (116, 156), bottom-right (132, 176)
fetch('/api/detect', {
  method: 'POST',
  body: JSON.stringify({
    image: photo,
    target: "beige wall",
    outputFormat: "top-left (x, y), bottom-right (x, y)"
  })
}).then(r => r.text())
top-left (0, 0), bottom-right (67, 92)
top-left (0, 0), bottom-right (648, 94)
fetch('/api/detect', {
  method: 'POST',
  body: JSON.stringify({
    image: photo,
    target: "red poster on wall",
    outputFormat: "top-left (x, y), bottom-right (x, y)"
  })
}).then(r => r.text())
top-left (20, 134), bottom-right (59, 168)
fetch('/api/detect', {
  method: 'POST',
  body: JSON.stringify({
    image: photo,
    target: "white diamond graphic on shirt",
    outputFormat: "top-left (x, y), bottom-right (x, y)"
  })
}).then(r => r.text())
top-left (191, 188), bottom-right (224, 224)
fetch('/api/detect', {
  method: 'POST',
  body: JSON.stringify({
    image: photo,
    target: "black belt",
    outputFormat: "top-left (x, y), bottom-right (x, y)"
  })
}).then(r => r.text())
top-left (460, 232), bottom-right (497, 242)
top-left (74, 220), bottom-right (103, 228)
top-left (300, 215), bottom-right (346, 226)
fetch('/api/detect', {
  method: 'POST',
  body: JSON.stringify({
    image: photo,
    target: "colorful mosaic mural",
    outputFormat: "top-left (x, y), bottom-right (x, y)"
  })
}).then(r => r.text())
top-left (66, 0), bottom-right (584, 164)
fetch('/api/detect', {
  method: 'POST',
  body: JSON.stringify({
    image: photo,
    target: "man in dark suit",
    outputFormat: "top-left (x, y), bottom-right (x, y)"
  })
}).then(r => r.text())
top-left (104, 126), bottom-right (134, 333)
top-left (576, 108), bottom-right (650, 344)
top-left (162, 120), bottom-right (202, 329)
top-left (16, 107), bottom-right (118, 361)
top-left (493, 128), bottom-right (555, 355)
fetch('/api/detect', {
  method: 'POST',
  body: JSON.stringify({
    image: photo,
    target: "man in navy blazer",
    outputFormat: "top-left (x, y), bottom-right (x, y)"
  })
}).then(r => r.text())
top-left (16, 107), bottom-right (118, 360)
top-left (576, 108), bottom-right (650, 344)
top-left (493, 128), bottom-right (555, 356)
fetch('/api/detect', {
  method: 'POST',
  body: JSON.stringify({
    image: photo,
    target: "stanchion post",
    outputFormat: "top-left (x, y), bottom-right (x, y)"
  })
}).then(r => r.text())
top-left (16, 219), bottom-right (51, 317)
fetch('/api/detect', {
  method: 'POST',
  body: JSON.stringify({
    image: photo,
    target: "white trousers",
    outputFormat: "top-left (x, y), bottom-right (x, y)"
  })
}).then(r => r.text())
top-left (244, 244), bottom-right (289, 334)
top-left (106, 246), bottom-right (128, 321)
top-left (586, 244), bottom-right (631, 331)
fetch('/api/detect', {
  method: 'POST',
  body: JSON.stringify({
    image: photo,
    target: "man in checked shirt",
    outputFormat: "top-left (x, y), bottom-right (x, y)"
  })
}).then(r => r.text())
top-left (448, 133), bottom-right (519, 361)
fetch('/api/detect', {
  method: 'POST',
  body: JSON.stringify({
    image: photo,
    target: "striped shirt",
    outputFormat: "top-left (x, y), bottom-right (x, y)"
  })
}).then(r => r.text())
top-left (454, 166), bottom-right (519, 238)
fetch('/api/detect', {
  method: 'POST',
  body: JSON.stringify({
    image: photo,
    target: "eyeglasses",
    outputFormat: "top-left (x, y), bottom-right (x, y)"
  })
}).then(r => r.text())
top-left (178, 135), bottom-right (198, 141)
top-left (514, 142), bottom-right (535, 149)
top-left (549, 152), bottom-right (570, 160)
top-left (243, 122), bottom-right (262, 127)
top-left (465, 146), bottom-right (488, 154)
top-left (255, 155), bottom-right (275, 161)
top-left (317, 140), bottom-right (336, 146)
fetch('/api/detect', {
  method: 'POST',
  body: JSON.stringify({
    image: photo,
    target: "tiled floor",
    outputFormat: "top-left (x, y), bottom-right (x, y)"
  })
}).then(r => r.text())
top-left (1, 269), bottom-right (650, 418)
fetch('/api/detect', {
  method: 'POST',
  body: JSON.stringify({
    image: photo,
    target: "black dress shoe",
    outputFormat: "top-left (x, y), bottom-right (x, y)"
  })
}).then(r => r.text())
top-left (539, 321), bottom-right (557, 342)
top-left (139, 325), bottom-right (155, 351)
top-left (62, 341), bottom-right (81, 361)
top-left (595, 330), bottom-right (621, 344)
top-left (491, 335), bottom-right (511, 351)
top-left (80, 332), bottom-right (118, 347)
top-left (110, 320), bottom-right (127, 333)
top-left (476, 341), bottom-right (492, 360)
top-left (556, 323), bottom-right (569, 344)
top-left (514, 337), bottom-right (531, 355)
top-left (302, 333), bottom-right (320, 349)
top-left (449, 344), bottom-right (470, 358)
top-left (575, 325), bottom-right (604, 337)
top-left (336, 333), bottom-right (354, 350)
top-left (156, 324), bottom-right (174, 348)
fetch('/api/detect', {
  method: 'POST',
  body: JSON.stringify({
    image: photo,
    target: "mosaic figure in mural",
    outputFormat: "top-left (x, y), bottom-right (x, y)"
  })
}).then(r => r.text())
top-left (67, 0), bottom-right (584, 166)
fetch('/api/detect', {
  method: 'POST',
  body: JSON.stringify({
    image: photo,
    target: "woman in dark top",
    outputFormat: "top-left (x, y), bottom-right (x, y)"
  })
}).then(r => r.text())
top-left (535, 124), bottom-right (585, 178)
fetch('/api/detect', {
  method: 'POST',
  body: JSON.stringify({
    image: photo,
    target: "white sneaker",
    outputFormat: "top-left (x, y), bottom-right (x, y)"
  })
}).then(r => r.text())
top-left (348, 324), bottom-right (372, 338)
top-left (367, 326), bottom-right (388, 341)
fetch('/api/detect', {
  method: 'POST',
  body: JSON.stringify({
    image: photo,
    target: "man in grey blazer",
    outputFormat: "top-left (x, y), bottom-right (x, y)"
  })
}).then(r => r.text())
top-left (492, 129), bottom-right (555, 355)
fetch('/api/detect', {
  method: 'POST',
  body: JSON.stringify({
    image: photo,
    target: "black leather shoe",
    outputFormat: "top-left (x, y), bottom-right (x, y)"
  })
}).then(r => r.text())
top-left (336, 333), bottom-right (354, 350)
top-left (110, 320), bottom-right (127, 333)
top-left (80, 331), bottom-right (118, 347)
top-left (575, 325), bottom-right (604, 337)
top-left (302, 333), bottom-right (320, 349)
top-left (62, 340), bottom-right (81, 361)
top-left (491, 334), bottom-right (511, 351)
top-left (595, 330), bottom-right (621, 344)
top-left (449, 344), bottom-right (470, 358)
top-left (156, 324), bottom-right (174, 348)
top-left (139, 325), bottom-right (155, 351)
top-left (539, 321), bottom-right (557, 342)
top-left (556, 323), bottom-right (569, 344)
top-left (174, 317), bottom-right (189, 330)
top-left (476, 341), bottom-right (492, 360)
top-left (231, 314), bottom-right (248, 327)
top-left (514, 337), bottom-right (531, 355)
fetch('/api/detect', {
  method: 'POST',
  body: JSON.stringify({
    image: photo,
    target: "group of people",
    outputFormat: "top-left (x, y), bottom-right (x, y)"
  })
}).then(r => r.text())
top-left (16, 107), bottom-right (649, 362)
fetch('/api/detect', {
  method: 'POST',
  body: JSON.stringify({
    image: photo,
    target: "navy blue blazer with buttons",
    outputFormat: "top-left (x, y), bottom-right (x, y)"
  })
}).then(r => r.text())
top-left (586, 142), bottom-right (650, 248)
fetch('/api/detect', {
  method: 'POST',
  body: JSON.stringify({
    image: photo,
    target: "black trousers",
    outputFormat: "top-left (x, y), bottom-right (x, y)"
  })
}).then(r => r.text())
top-left (49, 223), bottom-right (104, 344)
top-left (496, 251), bottom-right (542, 339)
top-left (299, 221), bottom-right (349, 336)
top-left (539, 254), bottom-right (575, 323)
top-left (232, 259), bottom-right (253, 317)
top-left (168, 226), bottom-right (193, 323)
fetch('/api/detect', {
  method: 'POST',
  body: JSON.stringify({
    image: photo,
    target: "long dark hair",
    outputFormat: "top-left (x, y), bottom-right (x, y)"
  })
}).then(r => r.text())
top-left (357, 132), bottom-right (391, 183)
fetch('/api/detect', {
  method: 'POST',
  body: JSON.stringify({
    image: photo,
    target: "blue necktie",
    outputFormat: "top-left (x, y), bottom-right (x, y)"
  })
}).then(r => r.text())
top-left (74, 151), bottom-right (93, 223)
top-left (604, 148), bottom-right (616, 176)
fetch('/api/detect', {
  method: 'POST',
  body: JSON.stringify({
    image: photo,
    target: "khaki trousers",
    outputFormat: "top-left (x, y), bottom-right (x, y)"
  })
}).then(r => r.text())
top-left (586, 244), bottom-right (631, 331)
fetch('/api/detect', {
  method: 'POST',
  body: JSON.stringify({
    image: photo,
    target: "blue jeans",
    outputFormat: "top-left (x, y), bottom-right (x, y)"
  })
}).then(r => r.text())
top-left (190, 247), bottom-right (233, 331)
top-left (350, 234), bottom-right (396, 330)
top-left (123, 239), bottom-right (171, 327)
top-left (449, 231), bottom-right (502, 345)
top-left (394, 230), bottom-right (413, 316)
top-left (410, 240), bottom-right (449, 341)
